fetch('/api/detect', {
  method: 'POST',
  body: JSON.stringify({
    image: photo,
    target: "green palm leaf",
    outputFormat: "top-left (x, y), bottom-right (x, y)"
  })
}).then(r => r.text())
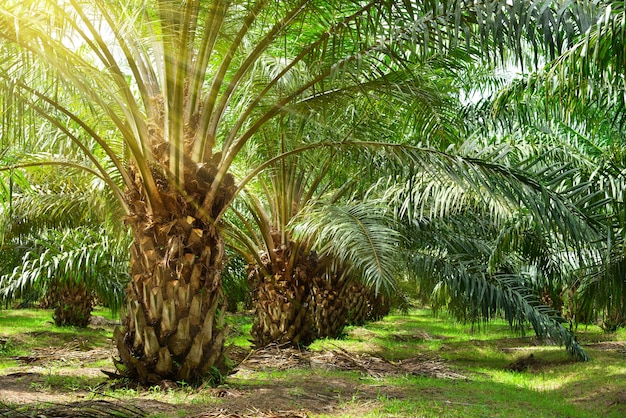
top-left (0, 227), bottom-right (130, 312)
top-left (292, 201), bottom-right (403, 295)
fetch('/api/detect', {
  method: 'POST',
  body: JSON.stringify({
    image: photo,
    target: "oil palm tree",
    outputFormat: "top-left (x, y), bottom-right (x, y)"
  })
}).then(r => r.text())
top-left (0, 0), bottom-right (599, 383)
top-left (469, 0), bottom-right (626, 330)
top-left (227, 156), bottom-right (405, 346)
top-left (1, 227), bottom-right (131, 326)
top-left (493, 96), bottom-right (626, 331)
top-left (225, 52), bottom-right (459, 347)
top-left (0, 156), bottom-right (130, 326)
top-left (402, 26), bottom-right (626, 345)
top-left (378, 132), bottom-right (605, 360)
top-left (503, 1), bottom-right (626, 331)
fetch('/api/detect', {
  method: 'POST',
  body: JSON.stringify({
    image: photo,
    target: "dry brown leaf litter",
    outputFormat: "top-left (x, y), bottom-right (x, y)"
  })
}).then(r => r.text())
top-left (189, 408), bottom-right (309, 418)
top-left (232, 343), bottom-right (467, 380)
top-left (0, 399), bottom-right (147, 418)
top-left (11, 338), bottom-right (114, 366)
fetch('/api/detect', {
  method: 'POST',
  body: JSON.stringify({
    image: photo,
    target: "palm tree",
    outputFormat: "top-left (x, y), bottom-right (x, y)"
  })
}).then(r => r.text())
top-left (0, 156), bottom-right (130, 326)
top-left (378, 140), bottom-right (599, 360)
top-left (224, 56), bottom-right (455, 346)
top-left (476, 0), bottom-right (626, 331)
top-left (522, 2), bottom-right (626, 331)
top-left (1, 227), bottom-right (130, 326)
top-left (227, 154), bottom-right (405, 346)
top-left (405, 18), bottom-right (626, 343)
top-left (0, 0), bottom-right (599, 383)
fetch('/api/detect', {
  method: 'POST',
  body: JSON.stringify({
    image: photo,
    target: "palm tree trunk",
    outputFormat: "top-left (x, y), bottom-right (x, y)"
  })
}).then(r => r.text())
top-left (250, 253), bottom-right (389, 346)
top-left (112, 163), bottom-right (233, 384)
top-left (310, 273), bottom-right (348, 339)
top-left (343, 281), bottom-right (389, 326)
top-left (248, 248), bottom-right (317, 347)
top-left (312, 277), bottom-right (390, 336)
top-left (43, 278), bottom-right (93, 327)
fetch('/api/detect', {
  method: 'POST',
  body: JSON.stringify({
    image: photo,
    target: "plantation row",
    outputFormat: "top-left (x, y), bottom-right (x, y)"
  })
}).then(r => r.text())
top-left (0, 0), bottom-right (625, 386)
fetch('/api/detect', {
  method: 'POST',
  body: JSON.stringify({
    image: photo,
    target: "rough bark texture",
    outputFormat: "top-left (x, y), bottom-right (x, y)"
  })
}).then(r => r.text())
top-left (249, 243), bottom-right (391, 347)
top-left (248, 241), bottom-right (318, 347)
top-left (312, 277), bottom-right (390, 337)
top-left (42, 279), bottom-right (93, 327)
top-left (113, 161), bottom-right (235, 385)
top-left (310, 274), bottom-right (349, 339)
top-left (343, 281), bottom-right (390, 326)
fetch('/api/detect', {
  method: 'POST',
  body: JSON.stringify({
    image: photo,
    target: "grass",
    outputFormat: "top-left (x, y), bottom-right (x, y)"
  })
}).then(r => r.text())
top-left (225, 311), bottom-right (253, 349)
top-left (309, 310), bottom-right (626, 417)
top-left (28, 372), bottom-right (104, 392)
top-left (0, 307), bottom-right (114, 359)
top-left (1, 307), bottom-right (625, 417)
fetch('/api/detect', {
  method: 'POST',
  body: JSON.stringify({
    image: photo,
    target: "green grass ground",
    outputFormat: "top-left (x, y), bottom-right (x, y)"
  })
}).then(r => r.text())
top-left (1, 307), bottom-right (625, 417)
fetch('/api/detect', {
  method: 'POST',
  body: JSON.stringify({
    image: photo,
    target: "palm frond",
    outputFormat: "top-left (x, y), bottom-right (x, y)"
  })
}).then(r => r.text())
top-left (428, 258), bottom-right (587, 360)
top-left (292, 201), bottom-right (403, 295)
top-left (0, 227), bottom-right (130, 311)
top-left (405, 210), bottom-right (587, 360)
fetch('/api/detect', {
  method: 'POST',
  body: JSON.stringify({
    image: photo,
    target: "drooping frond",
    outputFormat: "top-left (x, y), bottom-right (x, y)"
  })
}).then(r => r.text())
top-left (0, 227), bottom-right (131, 311)
top-left (415, 252), bottom-right (588, 360)
top-left (402, 204), bottom-right (587, 360)
top-left (257, 139), bottom-right (603, 249)
top-left (292, 201), bottom-right (403, 295)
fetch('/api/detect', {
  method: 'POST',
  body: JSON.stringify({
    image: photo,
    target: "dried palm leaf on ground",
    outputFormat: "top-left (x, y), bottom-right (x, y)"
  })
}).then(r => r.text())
top-left (504, 354), bottom-right (538, 372)
top-left (0, 399), bottom-right (147, 418)
top-left (233, 344), bottom-right (467, 380)
top-left (309, 346), bottom-right (468, 379)
top-left (189, 408), bottom-right (308, 418)
top-left (231, 343), bottom-right (310, 372)
top-left (396, 356), bottom-right (468, 379)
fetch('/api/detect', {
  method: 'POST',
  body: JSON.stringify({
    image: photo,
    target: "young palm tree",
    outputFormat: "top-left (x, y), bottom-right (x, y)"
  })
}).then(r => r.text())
top-left (227, 154), bottom-right (405, 346)
top-left (1, 227), bottom-right (130, 326)
top-left (0, 0), bottom-right (599, 383)
top-left (0, 158), bottom-right (130, 325)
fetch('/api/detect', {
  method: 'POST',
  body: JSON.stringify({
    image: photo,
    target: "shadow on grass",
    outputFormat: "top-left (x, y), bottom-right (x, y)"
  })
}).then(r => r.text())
top-left (547, 371), bottom-right (626, 418)
top-left (0, 399), bottom-right (149, 418)
top-left (1, 351), bottom-right (624, 417)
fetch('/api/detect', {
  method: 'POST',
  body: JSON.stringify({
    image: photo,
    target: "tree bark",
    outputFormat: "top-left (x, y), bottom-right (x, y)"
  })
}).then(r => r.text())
top-left (343, 281), bottom-right (390, 326)
top-left (112, 162), bottom-right (234, 385)
top-left (248, 244), bottom-right (318, 347)
top-left (249, 246), bottom-right (390, 347)
top-left (43, 278), bottom-right (93, 327)
top-left (310, 273), bottom-right (348, 339)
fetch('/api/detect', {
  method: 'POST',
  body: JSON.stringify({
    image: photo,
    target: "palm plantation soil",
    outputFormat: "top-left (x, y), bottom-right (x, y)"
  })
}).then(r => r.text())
top-left (1, 317), bottom-right (626, 417)
top-left (0, 341), bottom-right (457, 416)
top-left (232, 343), bottom-right (467, 379)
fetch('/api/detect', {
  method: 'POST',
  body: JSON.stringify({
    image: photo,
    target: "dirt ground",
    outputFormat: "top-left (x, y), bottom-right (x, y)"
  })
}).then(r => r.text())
top-left (0, 336), bottom-right (467, 417)
top-left (2, 318), bottom-right (625, 418)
